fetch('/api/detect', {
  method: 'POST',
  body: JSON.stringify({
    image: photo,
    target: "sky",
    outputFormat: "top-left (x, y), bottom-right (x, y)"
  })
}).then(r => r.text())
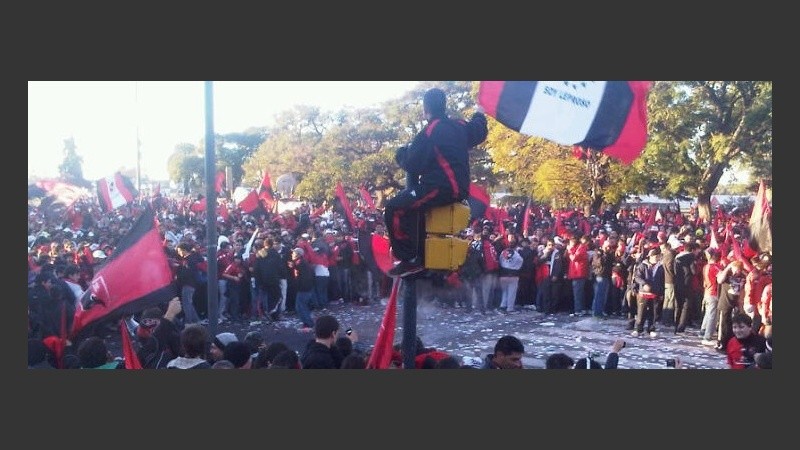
top-left (28, 81), bottom-right (420, 181)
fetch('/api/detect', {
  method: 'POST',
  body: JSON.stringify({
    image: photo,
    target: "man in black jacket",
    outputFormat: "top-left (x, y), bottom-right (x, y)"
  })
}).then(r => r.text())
top-left (384, 87), bottom-right (488, 278)
top-left (300, 315), bottom-right (345, 369)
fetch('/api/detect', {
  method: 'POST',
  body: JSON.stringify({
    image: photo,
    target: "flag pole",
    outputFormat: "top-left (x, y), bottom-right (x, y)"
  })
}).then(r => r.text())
top-left (204, 81), bottom-right (220, 337)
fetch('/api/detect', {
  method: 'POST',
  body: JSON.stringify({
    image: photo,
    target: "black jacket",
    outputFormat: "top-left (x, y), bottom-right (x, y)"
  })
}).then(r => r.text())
top-left (300, 341), bottom-right (344, 369)
top-left (397, 113), bottom-right (487, 201)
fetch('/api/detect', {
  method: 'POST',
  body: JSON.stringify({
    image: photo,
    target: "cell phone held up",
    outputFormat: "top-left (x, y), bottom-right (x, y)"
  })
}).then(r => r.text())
top-left (666, 358), bottom-right (676, 368)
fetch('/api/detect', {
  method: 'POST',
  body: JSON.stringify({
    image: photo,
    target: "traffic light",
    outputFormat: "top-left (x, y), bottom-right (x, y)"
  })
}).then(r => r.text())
top-left (424, 202), bottom-right (470, 271)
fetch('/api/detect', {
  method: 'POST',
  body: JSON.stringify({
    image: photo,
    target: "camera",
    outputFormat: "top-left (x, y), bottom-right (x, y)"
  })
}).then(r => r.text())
top-left (665, 358), bottom-right (676, 368)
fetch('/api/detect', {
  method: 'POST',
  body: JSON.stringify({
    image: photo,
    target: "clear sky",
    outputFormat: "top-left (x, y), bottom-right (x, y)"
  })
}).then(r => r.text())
top-left (28, 81), bottom-right (420, 181)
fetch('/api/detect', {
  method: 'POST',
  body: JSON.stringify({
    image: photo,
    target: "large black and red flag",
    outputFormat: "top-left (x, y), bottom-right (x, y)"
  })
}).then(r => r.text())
top-left (97, 172), bottom-right (139, 212)
top-left (366, 278), bottom-right (401, 369)
top-left (748, 179), bottom-right (772, 255)
top-left (478, 81), bottom-right (651, 164)
top-left (71, 207), bottom-right (177, 339)
top-left (467, 182), bottom-right (491, 222)
top-left (334, 181), bottom-right (357, 229)
top-left (356, 228), bottom-right (396, 277)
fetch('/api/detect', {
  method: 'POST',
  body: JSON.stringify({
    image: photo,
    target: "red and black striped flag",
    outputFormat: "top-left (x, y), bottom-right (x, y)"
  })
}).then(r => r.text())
top-left (258, 171), bottom-right (276, 208)
top-left (71, 207), bottom-right (177, 339)
top-left (334, 181), bottom-right (357, 229)
top-left (478, 81), bottom-right (651, 164)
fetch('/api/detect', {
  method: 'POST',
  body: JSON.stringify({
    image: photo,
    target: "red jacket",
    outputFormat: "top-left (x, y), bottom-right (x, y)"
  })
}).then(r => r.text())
top-left (566, 243), bottom-right (589, 280)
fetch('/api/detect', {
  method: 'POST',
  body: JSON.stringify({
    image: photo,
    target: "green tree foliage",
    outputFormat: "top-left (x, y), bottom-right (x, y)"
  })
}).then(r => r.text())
top-left (641, 81), bottom-right (772, 220)
top-left (167, 143), bottom-right (204, 195)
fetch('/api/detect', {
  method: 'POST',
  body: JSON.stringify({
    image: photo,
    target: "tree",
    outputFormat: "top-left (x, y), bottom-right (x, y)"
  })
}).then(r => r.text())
top-left (641, 81), bottom-right (772, 221)
top-left (58, 137), bottom-right (90, 188)
top-left (167, 143), bottom-right (204, 195)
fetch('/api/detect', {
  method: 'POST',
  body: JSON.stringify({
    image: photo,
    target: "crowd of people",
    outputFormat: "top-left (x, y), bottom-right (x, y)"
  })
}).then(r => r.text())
top-left (27, 87), bottom-right (771, 370)
top-left (26, 182), bottom-right (773, 369)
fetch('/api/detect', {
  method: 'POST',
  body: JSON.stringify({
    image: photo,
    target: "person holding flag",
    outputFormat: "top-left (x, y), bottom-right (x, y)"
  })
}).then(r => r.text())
top-left (384, 87), bottom-right (488, 277)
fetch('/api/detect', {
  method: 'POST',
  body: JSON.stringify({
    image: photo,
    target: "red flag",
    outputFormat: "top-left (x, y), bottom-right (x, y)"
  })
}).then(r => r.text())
top-left (358, 184), bottom-right (376, 210)
top-left (522, 199), bottom-right (532, 235)
top-left (190, 197), bottom-right (207, 213)
top-left (748, 179), bottom-right (772, 255)
top-left (602, 81), bottom-right (652, 164)
top-left (72, 208), bottom-right (177, 338)
top-left (119, 319), bottom-right (142, 369)
top-left (97, 172), bottom-right (138, 212)
top-left (258, 171), bottom-right (276, 207)
top-left (214, 170), bottom-right (226, 195)
top-left (334, 181), bottom-right (357, 229)
top-left (366, 278), bottom-right (401, 369)
top-left (233, 187), bottom-right (260, 214)
top-left (310, 204), bottom-right (326, 219)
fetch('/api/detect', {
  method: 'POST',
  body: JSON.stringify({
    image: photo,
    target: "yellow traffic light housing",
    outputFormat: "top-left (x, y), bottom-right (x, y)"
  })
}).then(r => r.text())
top-left (423, 202), bottom-right (471, 271)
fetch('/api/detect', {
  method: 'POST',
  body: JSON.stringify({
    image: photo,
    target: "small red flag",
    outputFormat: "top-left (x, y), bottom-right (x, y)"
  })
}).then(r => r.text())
top-left (366, 278), bottom-right (401, 369)
top-left (119, 319), bottom-right (142, 369)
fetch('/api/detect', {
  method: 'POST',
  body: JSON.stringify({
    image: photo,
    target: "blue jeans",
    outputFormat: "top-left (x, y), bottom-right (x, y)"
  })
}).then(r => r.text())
top-left (592, 276), bottom-right (610, 317)
top-left (314, 275), bottom-right (329, 308)
top-left (295, 290), bottom-right (315, 328)
top-left (572, 278), bottom-right (586, 313)
top-left (181, 285), bottom-right (200, 324)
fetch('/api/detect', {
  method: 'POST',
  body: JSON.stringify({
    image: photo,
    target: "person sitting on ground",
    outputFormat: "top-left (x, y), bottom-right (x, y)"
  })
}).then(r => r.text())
top-left (136, 297), bottom-right (182, 369)
top-left (545, 353), bottom-right (575, 369)
top-left (211, 360), bottom-right (235, 369)
top-left (208, 332), bottom-right (239, 364)
top-left (300, 315), bottom-right (346, 369)
top-left (223, 341), bottom-right (254, 369)
top-left (28, 338), bottom-right (55, 369)
top-left (434, 356), bottom-right (462, 369)
top-left (727, 312), bottom-right (767, 370)
top-left (481, 335), bottom-right (525, 369)
top-left (270, 349), bottom-right (301, 369)
top-left (166, 324), bottom-right (212, 369)
top-left (243, 330), bottom-right (266, 360)
top-left (572, 339), bottom-right (625, 369)
top-left (340, 353), bottom-right (367, 369)
top-left (77, 336), bottom-right (123, 369)
top-left (253, 341), bottom-right (291, 369)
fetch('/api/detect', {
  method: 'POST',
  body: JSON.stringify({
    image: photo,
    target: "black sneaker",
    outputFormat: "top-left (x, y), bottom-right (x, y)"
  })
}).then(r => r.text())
top-left (388, 259), bottom-right (425, 278)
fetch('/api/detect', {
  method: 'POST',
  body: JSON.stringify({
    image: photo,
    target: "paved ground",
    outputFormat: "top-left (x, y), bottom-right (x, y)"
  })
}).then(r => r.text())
top-left (107, 279), bottom-right (729, 369)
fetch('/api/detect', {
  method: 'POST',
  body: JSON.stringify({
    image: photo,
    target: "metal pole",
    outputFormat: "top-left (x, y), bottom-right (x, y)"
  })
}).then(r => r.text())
top-left (135, 81), bottom-right (142, 193)
top-left (401, 277), bottom-right (417, 369)
top-left (204, 81), bottom-right (219, 337)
